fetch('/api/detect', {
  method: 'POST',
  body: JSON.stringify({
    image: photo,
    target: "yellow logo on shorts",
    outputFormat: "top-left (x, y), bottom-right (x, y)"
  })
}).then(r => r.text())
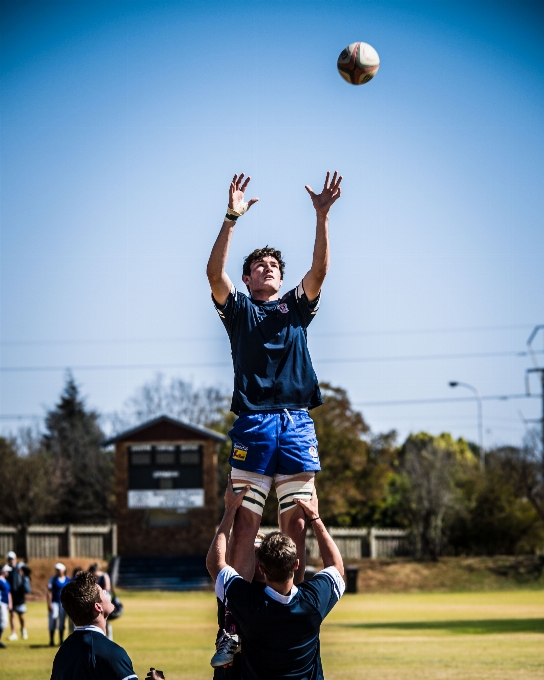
top-left (232, 446), bottom-right (248, 461)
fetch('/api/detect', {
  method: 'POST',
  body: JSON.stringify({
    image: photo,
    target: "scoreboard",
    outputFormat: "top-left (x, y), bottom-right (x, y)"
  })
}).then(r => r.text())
top-left (127, 443), bottom-right (204, 510)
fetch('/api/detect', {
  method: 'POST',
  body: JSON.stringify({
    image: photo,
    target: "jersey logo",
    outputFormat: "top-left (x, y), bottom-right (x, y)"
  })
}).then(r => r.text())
top-left (232, 444), bottom-right (248, 461)
top-left (309, 446), bottom-right (318, 459)
top-left (277, 303), bottom-right (289, 314)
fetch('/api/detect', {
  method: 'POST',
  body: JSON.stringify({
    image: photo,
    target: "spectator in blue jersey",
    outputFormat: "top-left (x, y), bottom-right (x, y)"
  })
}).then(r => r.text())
top-left (47, 562), bottom-right (71, 646)
top-left (207, 479), bottom-right (345, 680)
top-left (0, 564), bottom-right (13, 648)
top-left (207, 171), bottom-right (342, 666)
top-left (51, 570), bottom-right (166, 680)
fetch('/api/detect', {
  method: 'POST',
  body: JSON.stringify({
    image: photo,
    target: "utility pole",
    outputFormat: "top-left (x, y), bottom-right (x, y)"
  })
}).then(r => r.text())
top-left (525, 325), bottom-right (544, 468)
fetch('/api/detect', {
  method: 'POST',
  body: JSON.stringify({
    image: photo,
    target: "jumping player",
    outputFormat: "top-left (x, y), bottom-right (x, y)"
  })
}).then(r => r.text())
top-left (207, 171), bottom-right (342, 666)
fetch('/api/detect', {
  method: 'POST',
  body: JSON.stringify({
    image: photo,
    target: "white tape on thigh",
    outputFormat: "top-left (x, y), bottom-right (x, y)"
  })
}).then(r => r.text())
top-left (275, 475), bottom-right (315, 514)
top-left (231, 469), bottom-right (272, 517)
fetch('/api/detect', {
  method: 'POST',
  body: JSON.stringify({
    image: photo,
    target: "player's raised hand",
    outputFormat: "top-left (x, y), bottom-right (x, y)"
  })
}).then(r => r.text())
top-left (229, 173), bottom-right (259, 213)
top-left (305, 171), bottom-right (342, 216)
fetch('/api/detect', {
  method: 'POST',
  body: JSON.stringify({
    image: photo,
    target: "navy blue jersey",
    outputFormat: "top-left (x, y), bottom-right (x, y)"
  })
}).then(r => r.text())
top-left (50, 625), bottom-right (137, 680)
top-left (213, 281), bottom-right (323, 414)
top-left (48, 575), bottom-right (70, 603)
top-left (216, 566), bottom-right (345, 680)
top-left (7, 565), bottom-right (25, 605)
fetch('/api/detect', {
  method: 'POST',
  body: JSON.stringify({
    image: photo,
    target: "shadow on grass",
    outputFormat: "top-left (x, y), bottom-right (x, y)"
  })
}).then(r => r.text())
top-left (344, 618), bottom-right (544, 634)
top-left (29, 644), bottom-right (56, 649)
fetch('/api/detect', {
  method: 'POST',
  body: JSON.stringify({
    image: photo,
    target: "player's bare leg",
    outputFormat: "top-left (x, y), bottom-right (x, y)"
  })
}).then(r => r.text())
top-left (277, 472), bottom-right (314, 584)
top-left (279, 503), bottom-right (308, 585)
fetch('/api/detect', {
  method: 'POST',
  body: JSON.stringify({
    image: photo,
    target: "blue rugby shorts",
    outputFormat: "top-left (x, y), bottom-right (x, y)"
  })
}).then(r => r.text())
top-left (228, 409), bottom-right (320, 477)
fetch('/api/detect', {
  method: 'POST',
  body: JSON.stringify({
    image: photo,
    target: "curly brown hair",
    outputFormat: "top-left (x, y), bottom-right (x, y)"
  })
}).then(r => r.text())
top-left (243, 247), bottom-right (285, 279)
top-left (60, 571), bottom-right (102, 626)
top-left (256, 531), bottom-right (297, 583)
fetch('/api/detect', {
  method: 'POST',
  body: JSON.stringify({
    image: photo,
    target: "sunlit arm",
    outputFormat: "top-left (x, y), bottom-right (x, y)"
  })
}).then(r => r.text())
top-left (206, 173), bottom-right (259, 306)
top-left (302, 171), bottom-right (342, 301)
top-left (206, 479), bottom-right (249, 581)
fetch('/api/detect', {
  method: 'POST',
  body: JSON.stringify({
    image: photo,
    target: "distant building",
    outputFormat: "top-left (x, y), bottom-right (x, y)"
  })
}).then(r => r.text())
top-left (104, 415), bottom-right (226, 558)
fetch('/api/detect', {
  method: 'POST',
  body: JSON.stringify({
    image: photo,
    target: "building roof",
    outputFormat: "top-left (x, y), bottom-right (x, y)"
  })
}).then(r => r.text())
top-left (102, 414), bottom-right (228, 446)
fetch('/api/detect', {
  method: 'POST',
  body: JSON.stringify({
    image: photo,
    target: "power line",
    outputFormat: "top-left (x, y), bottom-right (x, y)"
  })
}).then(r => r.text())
top-left (0, 361), bottom-right (229, 373)
top-left (1, 348), bottom-right (542, 373)
top-left (318, 349), bottom-right (542, 364)
top-left (0, 322), bottom-right (535, 347)
top-left (0, 415), bottom-right (42, 420)
top-left (354, 393), bottom-right (540, 408)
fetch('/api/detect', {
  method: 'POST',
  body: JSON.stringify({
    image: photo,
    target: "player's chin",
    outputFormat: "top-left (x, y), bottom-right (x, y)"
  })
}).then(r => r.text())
top-left (259, 282), bottom-right (280, 294)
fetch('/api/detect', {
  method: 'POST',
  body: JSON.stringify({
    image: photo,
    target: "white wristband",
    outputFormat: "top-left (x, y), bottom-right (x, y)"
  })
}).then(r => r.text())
top-left (227, 201), bottom-right (249, 217)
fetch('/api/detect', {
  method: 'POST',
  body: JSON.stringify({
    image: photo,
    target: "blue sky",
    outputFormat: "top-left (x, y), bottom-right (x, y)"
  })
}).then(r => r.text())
top-left (1, 0), bottom-right (543, 447)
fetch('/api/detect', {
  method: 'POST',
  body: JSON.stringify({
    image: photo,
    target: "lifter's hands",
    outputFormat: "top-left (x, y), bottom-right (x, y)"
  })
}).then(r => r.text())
top-left (224, 474), bottom-right (250, 512)
top-left (294, 487), bottom-right (319, 521)
top-left (229, 173), bottom-right (259, 213)
top-left (146, 669), bottom-right (165, 679)
top-left (305, 171), bottom-right (342, 216)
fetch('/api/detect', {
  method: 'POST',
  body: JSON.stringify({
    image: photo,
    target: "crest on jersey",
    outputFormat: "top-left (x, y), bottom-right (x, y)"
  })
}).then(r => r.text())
top-left (277, 303), bottom-right (289, 314)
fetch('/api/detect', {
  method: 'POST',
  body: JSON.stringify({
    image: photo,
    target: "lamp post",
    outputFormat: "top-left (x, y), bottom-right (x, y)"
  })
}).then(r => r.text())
top-left (449, 381), bottom-right (484, 470)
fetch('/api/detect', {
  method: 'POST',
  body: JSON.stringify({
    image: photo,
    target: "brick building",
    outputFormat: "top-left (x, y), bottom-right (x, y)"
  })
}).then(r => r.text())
top-left (104, 415), bottom-right (226, 558)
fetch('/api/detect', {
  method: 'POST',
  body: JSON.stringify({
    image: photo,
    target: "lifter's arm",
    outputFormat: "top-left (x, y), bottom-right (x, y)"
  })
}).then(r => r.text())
top-left (206, 173), bottom-right (259, 306)
top-left (295, 488), bottom-right (344, 576)
top-left (206, 477), bottom-right (249, 581)
top-left (302, 172), bottom-right (342, 302)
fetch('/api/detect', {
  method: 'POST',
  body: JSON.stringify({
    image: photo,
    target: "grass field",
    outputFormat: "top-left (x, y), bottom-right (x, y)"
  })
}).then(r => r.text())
top-left (2, 589), bottom-right (543, 679)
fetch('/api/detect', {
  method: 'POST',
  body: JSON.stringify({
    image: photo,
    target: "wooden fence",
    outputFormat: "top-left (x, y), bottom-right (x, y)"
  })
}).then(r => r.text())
top-left (0, 524), bottom-right (117, 560)
top-left (2, 523), bottom-right (408, 561)
top-left (261, 526), bottom-right (410, 559)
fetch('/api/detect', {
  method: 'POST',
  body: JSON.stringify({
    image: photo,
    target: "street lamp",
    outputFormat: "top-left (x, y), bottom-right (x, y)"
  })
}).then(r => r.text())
top-left (449, 381), bottom-right (484, 470)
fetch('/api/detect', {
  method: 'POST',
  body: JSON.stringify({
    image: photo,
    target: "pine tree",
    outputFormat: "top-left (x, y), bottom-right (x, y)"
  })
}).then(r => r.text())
top-left (43, 373), bottom-right (112, 523)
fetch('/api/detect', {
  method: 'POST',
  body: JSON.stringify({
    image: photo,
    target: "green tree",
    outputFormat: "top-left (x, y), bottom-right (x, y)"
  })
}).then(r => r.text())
top-left (400, 432), bottom-right (477, 559)
top-left (0, 436), bottom-right (54, 530)
top-left (307, 383), bottom-right (398, 527)
top-left (448, 445), bottom-right (544, 555)
top-left (517, 429), bottom-right (544, 523)
top-left (43, 373), bottom-right (113, 523)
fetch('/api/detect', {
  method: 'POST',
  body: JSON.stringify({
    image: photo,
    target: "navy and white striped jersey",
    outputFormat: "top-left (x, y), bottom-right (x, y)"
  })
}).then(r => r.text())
top-left (212, 281), bottom-right (322, 414)
top-left (50, 625), bottom-right (137, 680)
top-left (215, 565), bottom-right (345, 680)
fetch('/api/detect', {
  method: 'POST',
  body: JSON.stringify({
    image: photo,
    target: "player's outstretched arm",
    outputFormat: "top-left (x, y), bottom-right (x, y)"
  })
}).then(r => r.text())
top-left (303, 171), bottom-right (342, 302)
top-left (206, 173), bottom-right (259, 306)
top-left (295, 488), bottom-right (344, 575)
top-left (206, 476), bottom-right (250, 580)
